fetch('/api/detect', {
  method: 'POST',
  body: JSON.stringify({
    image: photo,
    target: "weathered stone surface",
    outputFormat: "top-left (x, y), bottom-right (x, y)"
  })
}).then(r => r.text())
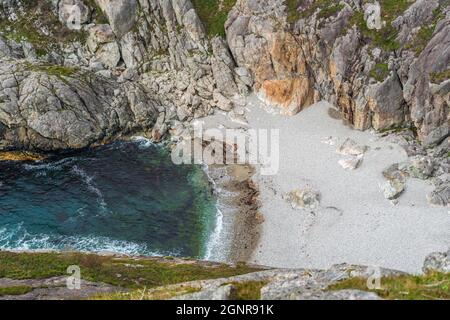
top-left (0, 57), bottom-right (158, 151)
top-left (225, 0), bottom-right (449, 144)
top-left (381, 179), bottom-right (405, 200)
top-left (226, 0), bottom-right (314, 115)
top-left (366, 73), bottom-right (406, 131)
top-left (427, 182), bottom-right (450, 207)
top-left (337, 138), bottom-right (367, 156)
top-left (0, 276), bottom-right (121, 300)
top-left (95, 0), bottom-right (137, 38)
top-left (58, 0), bottom-right (91, 29)
top-left (407, 156), bottom-right (435, 180)
top-left (338, 155), bottom-right (363, 170)
top-left (423, 250), bottom-right (450, 273)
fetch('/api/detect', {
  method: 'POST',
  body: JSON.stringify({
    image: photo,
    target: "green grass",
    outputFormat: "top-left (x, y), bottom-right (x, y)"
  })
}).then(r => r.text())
top-left (191, 0), bottom-right (237, 37)
top-left (430, 69), bottom-right (450, 84)
top-left (96, 280), bottom-right (268, 300)
top-left (25, 64), bottom-right (79, 78)
top-left (0, 252), bottom-right (260, 289)
top-left (286, 0), bottom-right (344, 24)
top-left (405, 2), bottom-right (448, 55)
top-left (83, 0), bottom-right (109, 24)
top-left (93, 286), bottom-right (201, 300)
top-left (231, 281), bottom-right (268, 300)
top-left (370, 62), bottom-right (390, 82)
top-left (347, 0), bottom-right (411, 52)
top-left (0, 0), bottom-right (87, 56)
top-left (0, 286), bottom-right (33, 297)
top-left (328, 272), bottom-right (450, 300)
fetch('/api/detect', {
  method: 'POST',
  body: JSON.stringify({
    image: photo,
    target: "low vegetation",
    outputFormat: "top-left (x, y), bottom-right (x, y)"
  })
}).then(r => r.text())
top-left (0, 285), bottom-right (33, 297)
top-left (191, 0), bottom-right (237, 37)
top-left (429, 69), bottom-right (450, 84)
top-left (348, 0), bottom-right (410, 52)
top-left (93, 286), bottom-right (201, 300)
top-left (328, 272), bottom-right (450, 300)
top-left (405, 2), bottom-right (449, 55)
top-left (25, 64), bottom-right (80, 78)
top-left (370, 62), bottom-right (390, 82)
top-left (0, 252), bottom-right (260, 289)
top-left (286, 0), bottom-right (344, 24)
top-left (0, 0), bottom-right (87, 56)
top-left (230, 281), bottom-right (268, 300)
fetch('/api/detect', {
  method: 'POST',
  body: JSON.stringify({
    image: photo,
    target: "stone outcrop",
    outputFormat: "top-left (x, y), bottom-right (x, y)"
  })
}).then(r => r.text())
top-left (0, 0), bottom-right (251, 151)
top-left (0, 57), bottom-right (158, 151)
top-left (423, 249), bottom-right (450, 273)
top-left (148, 263), bottom-right (405, 301)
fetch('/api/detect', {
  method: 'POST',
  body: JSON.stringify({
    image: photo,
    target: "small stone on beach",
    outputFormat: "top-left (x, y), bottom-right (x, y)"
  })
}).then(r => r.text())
top-left (338, 154), bottom-right (364, 170)
top-left (285, 188), bottom-right (320, 211)
top-left (337, 138), bottom-right (368, 156)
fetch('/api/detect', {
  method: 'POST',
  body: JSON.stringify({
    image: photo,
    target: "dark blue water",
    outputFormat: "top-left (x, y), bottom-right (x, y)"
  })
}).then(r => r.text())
top-left (0, 138), bottom-right (218, 258)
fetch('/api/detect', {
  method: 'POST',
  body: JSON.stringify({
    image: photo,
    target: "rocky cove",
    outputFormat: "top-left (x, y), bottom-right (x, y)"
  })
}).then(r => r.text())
top-left (0, 0), bottom-right (449, 300)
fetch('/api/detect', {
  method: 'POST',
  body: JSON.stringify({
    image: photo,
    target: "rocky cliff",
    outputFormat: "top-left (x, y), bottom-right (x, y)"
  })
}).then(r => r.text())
top-left (0, 0), bottom-right (448, 151)
top-left (226, 0), bottom-right (449, 145)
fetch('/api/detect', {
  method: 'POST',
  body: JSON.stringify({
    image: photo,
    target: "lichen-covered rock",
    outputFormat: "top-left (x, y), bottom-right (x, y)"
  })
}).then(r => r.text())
top-left (407, 156), bottom-right (435, 180)
top-left (58, 0), bottom-right (91, 29)
top-left (0, 57), bottom-right (158, 151)
top-left (381, 179), bottom-right (405, 200)
top-left (285, 188), bottom-right (320, 210)
top-left (423, 250), bottom-right (450, 273)
top-left (427, 182), bottom-right (450, 207)
top-left (95, 0), bottom-right (137, 38)
top-left (337, 138), bottom-right (368, 156)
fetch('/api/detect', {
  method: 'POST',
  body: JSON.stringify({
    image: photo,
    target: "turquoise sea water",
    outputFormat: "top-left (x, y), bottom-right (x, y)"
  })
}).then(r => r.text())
top-left (0, 139), bottom-right (218, 258)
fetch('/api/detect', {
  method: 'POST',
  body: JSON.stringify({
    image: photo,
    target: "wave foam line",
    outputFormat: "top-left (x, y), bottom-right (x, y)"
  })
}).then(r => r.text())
top-left (0, 223), bottom-right (176, 257)
top-left (202, 164), bottom-right (227, 262)
top-left (71, 165), bottom-right (108, 213)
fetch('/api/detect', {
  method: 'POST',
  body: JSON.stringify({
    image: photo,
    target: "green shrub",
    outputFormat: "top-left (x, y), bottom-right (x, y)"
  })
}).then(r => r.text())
top-left (191, 0), bottom-right (237, 37)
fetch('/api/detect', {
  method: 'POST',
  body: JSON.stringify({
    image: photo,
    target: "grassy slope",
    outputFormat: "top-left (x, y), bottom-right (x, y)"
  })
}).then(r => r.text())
top-left (191, 0), bottom-right (236, 37)
top-left (328, 272), bottom-right (450, 300)
top-left (0, 252), bottom-right (260, 289)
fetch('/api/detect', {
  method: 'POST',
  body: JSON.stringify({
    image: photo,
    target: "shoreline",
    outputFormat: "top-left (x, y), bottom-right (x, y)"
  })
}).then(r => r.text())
top-left (204, 164), bottom-right (262, 264)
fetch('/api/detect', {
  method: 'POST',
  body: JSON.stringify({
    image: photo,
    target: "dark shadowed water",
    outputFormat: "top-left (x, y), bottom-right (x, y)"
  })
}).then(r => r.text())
top-left (0, 138), bottom-right (218, 259)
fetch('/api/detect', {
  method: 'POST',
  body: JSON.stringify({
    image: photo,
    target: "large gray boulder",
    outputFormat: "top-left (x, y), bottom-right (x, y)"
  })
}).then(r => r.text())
top-left (423, 250), bottom-right (450, 273)
top-left (95, 0), bottom-right (137, 38)
top-left (0, 57), bottom-right (158, 151)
